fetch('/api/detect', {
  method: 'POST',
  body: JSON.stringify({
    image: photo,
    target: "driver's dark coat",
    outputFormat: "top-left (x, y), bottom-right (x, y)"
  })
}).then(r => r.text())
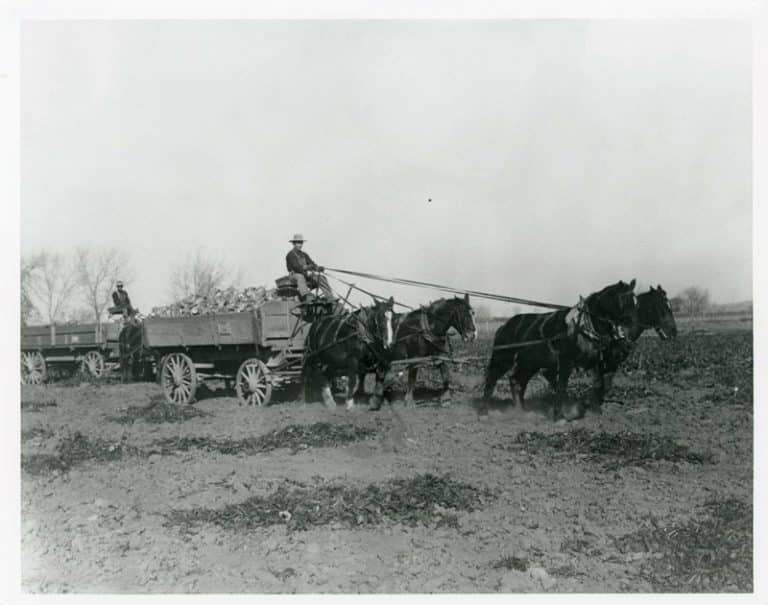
top-left (286, 249), bottom-right (319, 275)
top-left (112, 289), bottom-right (132, 309)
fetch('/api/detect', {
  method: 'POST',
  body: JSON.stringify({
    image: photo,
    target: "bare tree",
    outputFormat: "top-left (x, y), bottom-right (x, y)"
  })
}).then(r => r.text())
top-left (21, 253), bottom-right (44, 326)
top-left (75, 247), bottom-right (133, 322)
top-left (680, 286), bottom-right (711, 317)
top-left (169, 248), bottom-right (241, 301)
top-left (27, 251), bottom-right (78, 324)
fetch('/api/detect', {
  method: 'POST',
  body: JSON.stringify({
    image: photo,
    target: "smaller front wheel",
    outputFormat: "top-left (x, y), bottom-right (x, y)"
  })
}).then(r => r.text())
top-left (81, 350), bottom-right (106, 378)
top-left (235, 359), bottom-right (272, 406)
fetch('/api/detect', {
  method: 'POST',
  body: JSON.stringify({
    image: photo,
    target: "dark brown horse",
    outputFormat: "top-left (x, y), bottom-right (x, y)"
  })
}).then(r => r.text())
top-left (482, 280), bottom-right (637, 420)
top-left (373, 294), bottom-right (477, 408)
top-left (541, 284), bottom-right (678, 395)
top-left (303, 298), bottom-right (395, 410)
top-left (118, 314), bottom-right (146, 382)
top-left (599, 284), bottom-right (677, 391)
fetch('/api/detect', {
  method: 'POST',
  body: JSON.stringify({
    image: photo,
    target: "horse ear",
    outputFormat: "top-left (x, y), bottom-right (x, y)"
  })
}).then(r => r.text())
top-left (464, 293), bottom-right (469, 303)
top-left (629, 279), bottom-right (636, 290)
top-left (388, 296), bottom-right (394, 307)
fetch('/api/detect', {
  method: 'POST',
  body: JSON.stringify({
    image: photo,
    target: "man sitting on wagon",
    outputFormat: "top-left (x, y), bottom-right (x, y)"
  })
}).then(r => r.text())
top-left (285, 233), bottom-right (336, 302)
top-left (111, 280), bottom-right (135, 318)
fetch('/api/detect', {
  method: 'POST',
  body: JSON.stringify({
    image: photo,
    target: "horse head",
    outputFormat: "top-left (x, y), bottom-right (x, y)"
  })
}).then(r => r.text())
top-left (643, 285), bottom-right (678, 340)
top-left (437, 293), bottom-right (477, 342)
top-left (586, 279), bottom-right (638, 333)
top-left (363, 296), bottom-right (395, 349)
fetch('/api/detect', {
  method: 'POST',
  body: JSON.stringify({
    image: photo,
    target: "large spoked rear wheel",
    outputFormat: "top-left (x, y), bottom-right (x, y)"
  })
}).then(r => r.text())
top-left (235, 359), bottom-right (273, 406)
top-left (21, 351), bottom-right (47, 385)
top-left (81, 350), bottom-right (106, 378)
top-left (161, 353), bottom-right (198, 404)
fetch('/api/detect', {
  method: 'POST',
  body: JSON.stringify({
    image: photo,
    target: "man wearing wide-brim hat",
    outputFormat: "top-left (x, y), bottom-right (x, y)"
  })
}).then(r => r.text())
top-left (286, 234), bottom-right (335, 301)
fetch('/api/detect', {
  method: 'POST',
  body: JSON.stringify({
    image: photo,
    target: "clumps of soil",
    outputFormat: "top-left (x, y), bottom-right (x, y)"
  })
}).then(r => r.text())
top-left (151, 422), bottom-right (377, 455)
top-left (165, 473), bottom-right (493, 532)
top-left (614, 496), bottom-right (752, 592)
top-left (21, 431), bottom-right (143, 476)
top-left (492, 554), bottom-right (528, 572)
top-left (507, 428), bottom-right (714, 469)
top-left (549, 563), bottom-right (582, 578)
top-left (110, 396), bottom-right (212, 425)
top-left (624, 332), bottom-right (752, 393)
top-left (21, 454), bottom-right (70, 475)
top-left (701, 384), bottom-right (753, 407)
top-left (21, 399), bottom-right (57, 412)
top-left (607, 384), bottom-right (660, 401)
top-left (21, 426), bottom-right (55, 442)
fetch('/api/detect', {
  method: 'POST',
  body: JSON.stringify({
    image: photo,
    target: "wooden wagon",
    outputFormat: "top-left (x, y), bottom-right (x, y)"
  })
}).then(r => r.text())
top-left (143, 297), bottom-right (330, 406)
top-left (21, 322), bottom-right (121, 384)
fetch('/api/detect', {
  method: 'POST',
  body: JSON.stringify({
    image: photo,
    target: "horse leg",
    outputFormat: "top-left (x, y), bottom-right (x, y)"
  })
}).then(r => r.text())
top-left (321, 370), bottom-right (336, 409)
top-left (542, 368), bottom-right (557, 392)
top-left (438, 361), bottom-right (452, 405)
top-left (345, 373), bottom-right (359, 410)
top-left (404, 366), bottom-right (418, 407)
top-left (509, 364), bottom-right (536, 411)
top-left (589, 367), bottom-right (606, 415)
top-left (356, 372), bottom-right (367, 399)
top-left (302, 365), bottom-right (316, 404)
top-left (369, 366), bottom-right (387, 411)
top-left (482, 353), bottom-right (509, 400)
top-left (509, 359), bottom-right (528, 409)
top-left (553, 361), bottom-right (574, 421)
top-left (602, 371), bottom-right (615, 397)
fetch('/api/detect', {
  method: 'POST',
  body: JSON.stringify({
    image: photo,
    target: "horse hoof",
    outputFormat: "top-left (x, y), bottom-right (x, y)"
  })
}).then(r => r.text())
top-left (345, 401), bottom-right (355, 411)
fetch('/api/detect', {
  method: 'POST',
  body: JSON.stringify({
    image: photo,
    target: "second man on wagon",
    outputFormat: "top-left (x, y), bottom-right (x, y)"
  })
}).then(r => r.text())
top-left (285, 233), bottom-right (336, 302)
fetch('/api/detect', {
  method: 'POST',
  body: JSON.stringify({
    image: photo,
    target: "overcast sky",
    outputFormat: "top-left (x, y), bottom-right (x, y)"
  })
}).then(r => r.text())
top-left (20, 20), bottom-right (751, 315)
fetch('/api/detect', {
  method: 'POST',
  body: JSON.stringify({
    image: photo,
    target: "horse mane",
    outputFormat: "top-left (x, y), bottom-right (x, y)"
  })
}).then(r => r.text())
top-left (419, 296), bottom-right (466, 312)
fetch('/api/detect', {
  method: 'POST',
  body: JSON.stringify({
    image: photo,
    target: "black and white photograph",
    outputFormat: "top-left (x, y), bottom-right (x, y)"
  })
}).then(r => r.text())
top-left (2, 1), bottom-right (764, 599)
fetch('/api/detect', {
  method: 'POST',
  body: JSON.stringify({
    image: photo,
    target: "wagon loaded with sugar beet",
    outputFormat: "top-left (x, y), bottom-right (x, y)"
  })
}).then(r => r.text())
top-left (21, 322), bottom-right (122, 384)
top-left (136, 295), bottom-right (336, 406)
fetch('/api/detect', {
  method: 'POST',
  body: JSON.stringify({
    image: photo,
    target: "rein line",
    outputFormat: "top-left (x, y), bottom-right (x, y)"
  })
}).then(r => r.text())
top-left (326, 268), bottom-right (568, 310)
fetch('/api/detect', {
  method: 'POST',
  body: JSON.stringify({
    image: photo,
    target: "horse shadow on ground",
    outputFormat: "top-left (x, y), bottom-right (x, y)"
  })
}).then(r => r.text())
top-left (470, 392), bottom-right (602, 421)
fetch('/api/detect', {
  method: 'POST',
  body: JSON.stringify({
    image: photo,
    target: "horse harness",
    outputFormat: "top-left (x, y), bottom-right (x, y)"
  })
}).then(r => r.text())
top-left (392, 306), bottom-right (453, 355)
top-left (494, 298), bottom-right (628, 355)
top-left (305, 305), bottom-right (390, 363)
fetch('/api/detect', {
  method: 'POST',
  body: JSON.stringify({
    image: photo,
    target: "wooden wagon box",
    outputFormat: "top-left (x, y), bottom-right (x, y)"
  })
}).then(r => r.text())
top-left (142, 299), bottom-right (310, 351)
top-left (142, 312), bottom-right (259, 349)
top-left (21, 323), bottom-right (106, 350)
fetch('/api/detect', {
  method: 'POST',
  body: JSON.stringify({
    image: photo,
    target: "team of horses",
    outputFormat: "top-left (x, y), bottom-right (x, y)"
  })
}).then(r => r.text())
top-left (303, 280), bottom-right (677, 421)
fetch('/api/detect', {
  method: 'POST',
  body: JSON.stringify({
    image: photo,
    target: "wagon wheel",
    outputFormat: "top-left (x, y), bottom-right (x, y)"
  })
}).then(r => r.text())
top-left (21, 351), bottom-right (47, 385)
top-left (81, 350), bottom-right (106, 378)
top-left (160, 353), bottom-right (198, 405)
top-left (235, 359), bottom-right (273, 407)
